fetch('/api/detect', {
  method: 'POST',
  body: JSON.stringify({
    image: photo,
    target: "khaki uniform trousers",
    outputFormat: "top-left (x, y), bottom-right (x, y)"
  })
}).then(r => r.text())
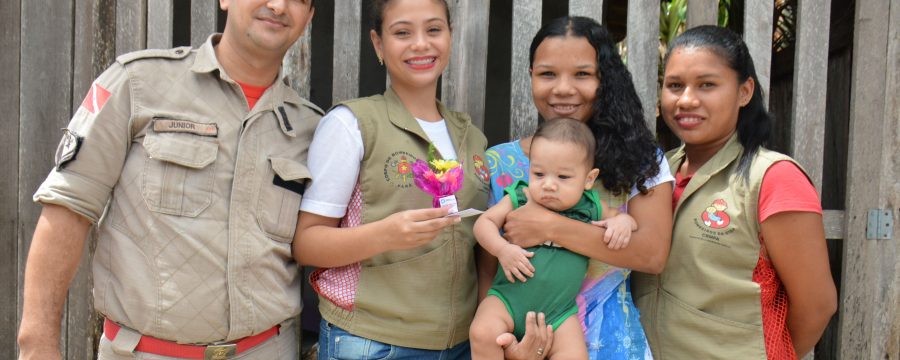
top-left (97, 319), bottom-right (297, 360)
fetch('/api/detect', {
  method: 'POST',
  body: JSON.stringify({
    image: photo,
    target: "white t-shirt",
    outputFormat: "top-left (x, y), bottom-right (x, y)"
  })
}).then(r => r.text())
top-left (631, 150), bottom-right (674, 199)
top-left (300, 106), bottom-right (457, 218)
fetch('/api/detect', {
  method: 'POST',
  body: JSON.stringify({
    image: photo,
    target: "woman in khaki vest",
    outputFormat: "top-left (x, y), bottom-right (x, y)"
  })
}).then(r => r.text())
top-left (634, 26), bottom-right (837, 359)
top-left (293, 0), bottom-right (550, 358)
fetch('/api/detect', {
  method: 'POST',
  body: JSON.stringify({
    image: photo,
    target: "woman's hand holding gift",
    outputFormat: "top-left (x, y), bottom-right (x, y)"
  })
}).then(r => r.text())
top-left (379, 207), bottom-right (461, 251)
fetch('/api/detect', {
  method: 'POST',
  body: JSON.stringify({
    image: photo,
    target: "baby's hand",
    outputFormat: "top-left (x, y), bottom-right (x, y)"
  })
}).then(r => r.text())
top-left (497, 244), bottom-right (535, 283)
top-left (596, 213), bottom-right (637, 250)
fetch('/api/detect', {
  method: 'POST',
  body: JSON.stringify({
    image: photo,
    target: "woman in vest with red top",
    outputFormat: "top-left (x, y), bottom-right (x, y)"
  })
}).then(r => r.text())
top-left (293, 0), bottom-right (551, 358)
top-left (632, 26), bottom-right (837, 359)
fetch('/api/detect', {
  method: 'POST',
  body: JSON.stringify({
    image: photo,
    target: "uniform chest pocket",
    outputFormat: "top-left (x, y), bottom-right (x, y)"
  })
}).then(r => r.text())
top-left (141, 132), bottom-right (218, 217)
top-left (257, 157), bottom-right (311, 242)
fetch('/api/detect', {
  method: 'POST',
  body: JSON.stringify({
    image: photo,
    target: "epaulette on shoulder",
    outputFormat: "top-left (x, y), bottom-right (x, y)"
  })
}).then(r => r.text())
top-left (299, 98), bottom-right (325, 116)
top-left (116, 46), bottom-right (192, 65)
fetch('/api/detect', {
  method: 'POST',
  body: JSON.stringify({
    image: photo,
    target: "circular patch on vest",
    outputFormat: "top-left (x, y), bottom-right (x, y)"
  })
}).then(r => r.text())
top-left (699, 198), bottom-right (731, 229)
top-left (472, 155), bottom-right (490, 185)
top-left (383, 151), bottom-right (417, 188)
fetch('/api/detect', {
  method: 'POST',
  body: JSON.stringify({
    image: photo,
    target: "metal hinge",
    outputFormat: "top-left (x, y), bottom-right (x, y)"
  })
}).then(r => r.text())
top-left (866, 209), bottom-right (893, 240)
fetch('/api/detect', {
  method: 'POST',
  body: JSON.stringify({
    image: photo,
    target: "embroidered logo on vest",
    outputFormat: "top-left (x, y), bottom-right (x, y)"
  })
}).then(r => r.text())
top-left (473, 155), bottom-right (490, 184)
top-left (384, 151), bottom-right (417, 188)
top-left (700, 199), bottom-right (731, 229)
top-left (690, 198), bottom-right (736, 247)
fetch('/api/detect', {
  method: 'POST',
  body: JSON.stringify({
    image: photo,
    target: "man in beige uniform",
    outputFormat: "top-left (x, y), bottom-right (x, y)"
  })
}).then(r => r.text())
top-left (17, 1), bottom-right (317, 359)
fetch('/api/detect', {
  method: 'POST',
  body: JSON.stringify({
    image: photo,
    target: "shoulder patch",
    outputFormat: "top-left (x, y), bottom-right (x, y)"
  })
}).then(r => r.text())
top-left (55, 129), bottom-right (83, 169)
top-left (116, 46), bottom-right (192, 65)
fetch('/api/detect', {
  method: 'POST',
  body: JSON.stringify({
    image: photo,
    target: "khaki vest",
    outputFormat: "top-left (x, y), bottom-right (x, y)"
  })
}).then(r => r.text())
top-left (632, 135), bottom-right (801, 359)
top-left (316, 88), bottom-right (490, 349)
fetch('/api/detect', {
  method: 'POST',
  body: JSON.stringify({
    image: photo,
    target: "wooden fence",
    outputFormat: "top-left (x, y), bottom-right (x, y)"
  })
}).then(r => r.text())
top-left (2, 0), bottom-right (897, 359)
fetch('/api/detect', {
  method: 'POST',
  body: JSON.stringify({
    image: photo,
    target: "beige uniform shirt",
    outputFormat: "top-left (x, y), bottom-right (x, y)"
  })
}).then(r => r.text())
top-left (34, 34), bottom-right (321, 343)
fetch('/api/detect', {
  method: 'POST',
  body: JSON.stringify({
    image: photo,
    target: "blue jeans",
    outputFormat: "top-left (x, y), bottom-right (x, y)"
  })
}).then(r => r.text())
top-left (318, 320), bottom-right (471, 360)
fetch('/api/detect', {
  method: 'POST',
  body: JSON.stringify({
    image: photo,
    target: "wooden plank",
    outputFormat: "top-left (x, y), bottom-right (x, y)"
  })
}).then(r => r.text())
top-left (66, 233), bottom-right (100, 359)
top-left (93, 0), bottom-right (117, 76)
top-left (332, 0), bottom-right (361, 104)
top-left (67, 1), bottom-right (104, 358)
top-left (568, 0), bottom-right (603, 24)
top-left (822, 47), bottom-right (852, 211)
top-left (743, 0), bottom-right (774, 104)
top-left (823, 210), bottom-right (844, 240)
top-left (686, 0), bottom-right (718, 28)
top-left (625, 0), bottom-right (660, 133)
top-left (877, 1), bottom-right (899, 358)
top-left (1, 0), bottom-right (20, 357)
top-left (20, 0), bottom-right (75, 357)
top-left (116, 0), bottom-right (147, 55)
top-left (441, 0), bottom-right (490, 130)
top-left (790, 0), bottom-right (831, 191)
top-left (509, 0), bottom-right (541, 140)
top-left (191, 0), bottom-right (217, 47)
top-left (147, 0), bottom-right (174, 49)
top-left (838, 0), bottom-right (896, 358)
top-left (73, 0), bottom-right (97, 107)
top-left (283, 24), bottom-right (313, 99)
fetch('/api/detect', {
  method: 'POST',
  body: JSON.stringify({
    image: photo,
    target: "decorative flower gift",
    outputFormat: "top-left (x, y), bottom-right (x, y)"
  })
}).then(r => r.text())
top-left (412, 144), bottom-right (464, 212)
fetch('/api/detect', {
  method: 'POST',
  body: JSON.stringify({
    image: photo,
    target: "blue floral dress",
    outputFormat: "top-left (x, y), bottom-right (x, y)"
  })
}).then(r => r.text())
top-left (485, 140), bottom-right (653, 360)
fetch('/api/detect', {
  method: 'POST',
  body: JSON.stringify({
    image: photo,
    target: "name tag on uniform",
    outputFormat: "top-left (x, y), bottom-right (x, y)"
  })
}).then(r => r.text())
top-left (152, 118), bottom-right (218, 137)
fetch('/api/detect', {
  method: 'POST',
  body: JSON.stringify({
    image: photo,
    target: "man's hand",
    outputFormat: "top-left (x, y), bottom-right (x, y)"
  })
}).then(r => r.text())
top-left (17, 205), bottom-right (91, 360)
top-left (17, 343), bottom-right (62, 360)
top-left (499, 312), bottom-right (554, 360)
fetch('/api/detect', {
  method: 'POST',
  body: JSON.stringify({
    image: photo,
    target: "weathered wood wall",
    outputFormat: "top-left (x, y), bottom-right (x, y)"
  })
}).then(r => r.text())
top-left (4, 1), bottom-right (897, 359)
top-left (838, 0), bottom-right (900, 358)
top-left (626, 0), bottom-right (660, 132)
top-left (1, 0), bottom-right (21, 359)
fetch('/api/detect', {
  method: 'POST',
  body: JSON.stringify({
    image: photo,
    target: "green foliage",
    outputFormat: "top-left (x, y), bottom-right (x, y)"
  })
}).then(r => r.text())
top-left (773, 0), bottom-right (796, 53)
top-left (660, 0), bottom-right (732, 47)
top-left (719, 0), bottom-right (731, 28)
top-left (660, 0), bottom-right (688, 47)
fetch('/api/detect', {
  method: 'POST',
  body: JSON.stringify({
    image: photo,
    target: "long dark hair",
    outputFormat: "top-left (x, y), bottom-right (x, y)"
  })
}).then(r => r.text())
top-left (664, 25), bottom-right (771, 176)
top-left (529, 16), bottom-right (661, 196)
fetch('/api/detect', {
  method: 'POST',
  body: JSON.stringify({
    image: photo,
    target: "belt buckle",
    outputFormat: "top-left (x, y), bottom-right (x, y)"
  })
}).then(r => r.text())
top-left (204, 343), bottom-right (237, 360)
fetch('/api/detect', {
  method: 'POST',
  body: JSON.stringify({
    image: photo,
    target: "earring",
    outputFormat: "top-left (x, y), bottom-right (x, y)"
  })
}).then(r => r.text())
top-left (377, 55), bottom-right (384, 66)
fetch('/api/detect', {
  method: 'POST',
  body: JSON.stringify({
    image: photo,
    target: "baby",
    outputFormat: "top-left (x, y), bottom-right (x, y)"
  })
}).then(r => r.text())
top-left (470, 118), bottom-right (636, 359)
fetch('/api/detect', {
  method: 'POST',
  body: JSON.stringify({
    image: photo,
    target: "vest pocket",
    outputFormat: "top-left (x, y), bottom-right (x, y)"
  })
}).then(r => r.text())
top-left (353, 238), bottom-right (454, 334)
top-left (657, 289), bottom-right (766, 358)
top-left (141, 132), bottom-right (218, 217)
top-left (256, 157), bottom-right (310, 242)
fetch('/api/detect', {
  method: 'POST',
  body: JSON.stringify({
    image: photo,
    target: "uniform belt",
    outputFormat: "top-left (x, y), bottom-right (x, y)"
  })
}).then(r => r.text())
top-left (104, 319), bottom-right (280, 360)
